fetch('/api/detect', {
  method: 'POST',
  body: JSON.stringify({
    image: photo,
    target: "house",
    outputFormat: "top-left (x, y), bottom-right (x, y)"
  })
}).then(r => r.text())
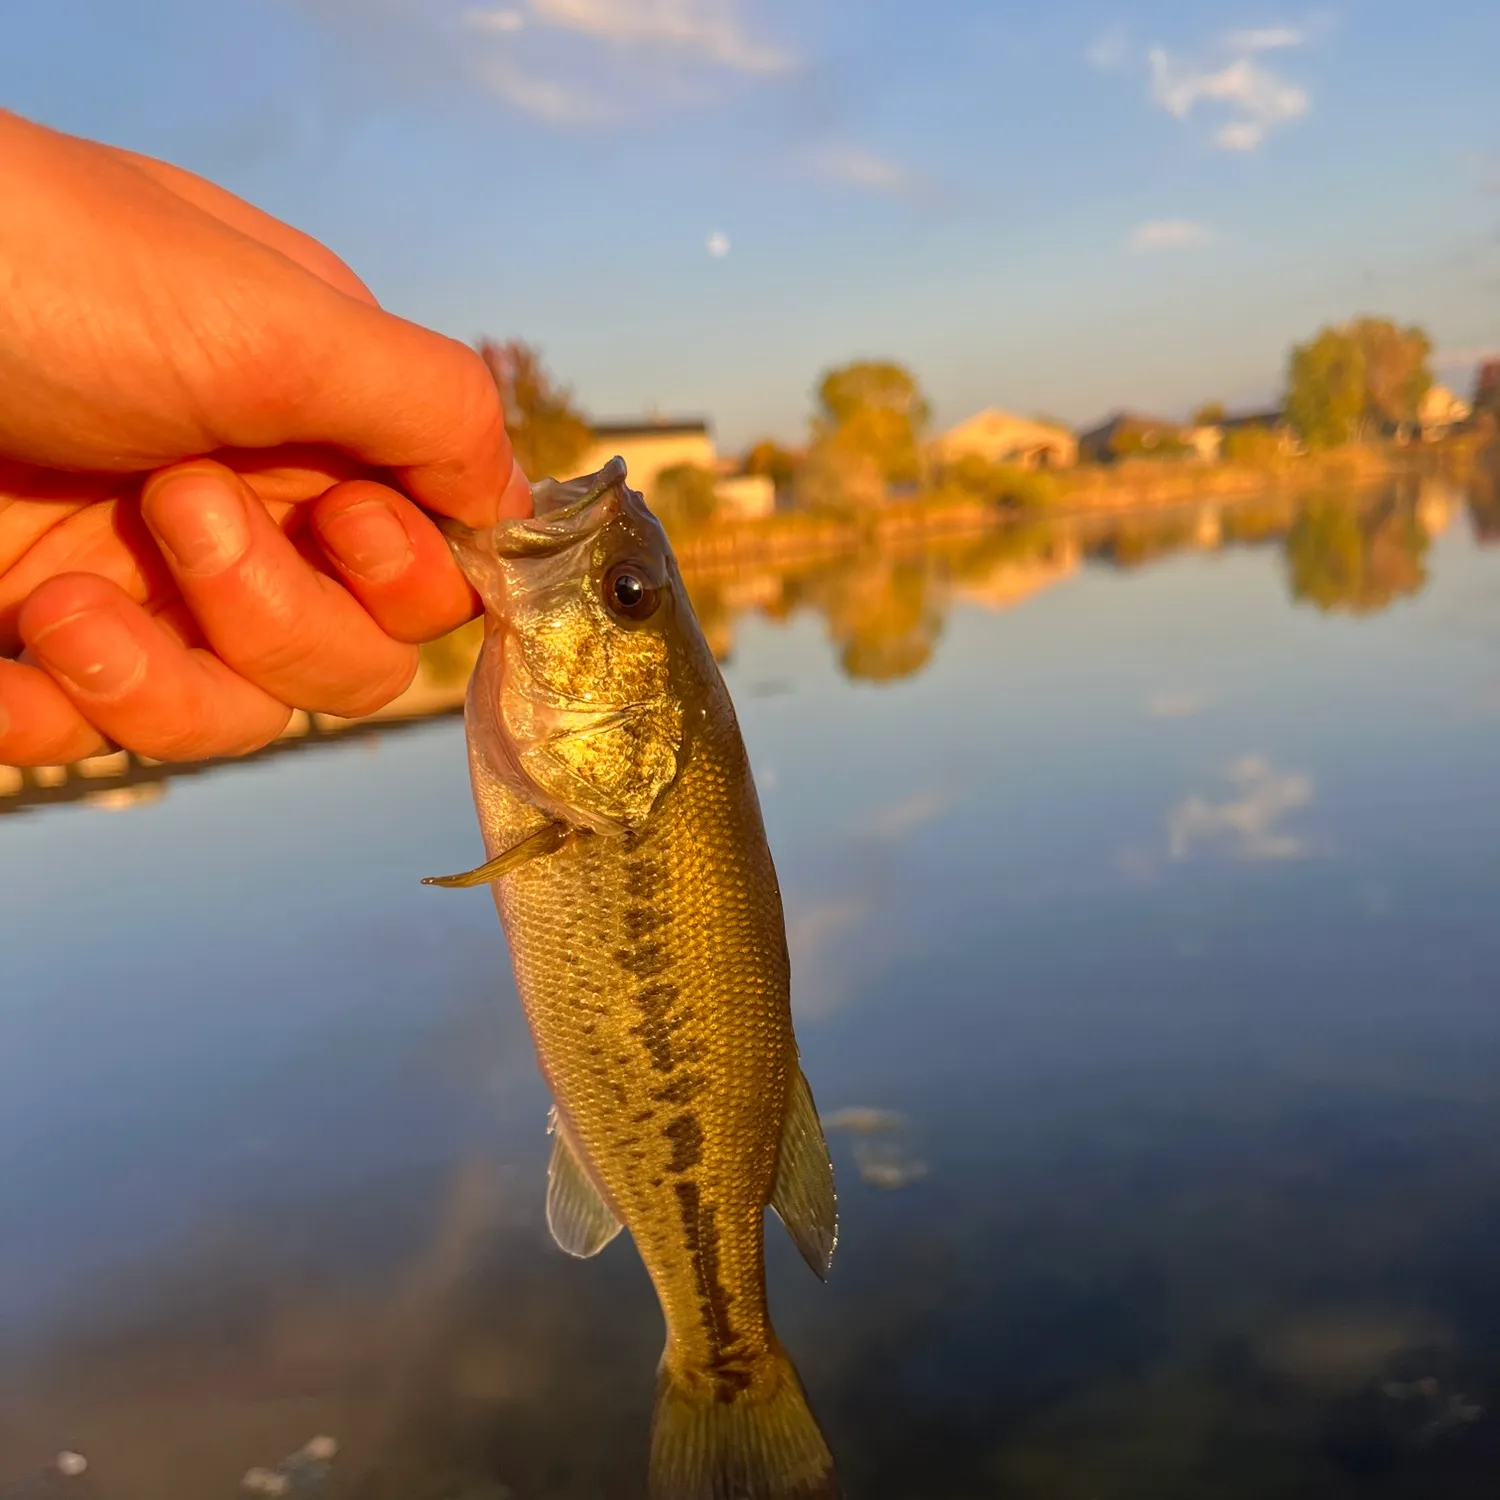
top-left (1218, 407), bottom-right (1300, 457)
top-left (714, 474), bottom-right (777, 520)
top-left (1183, 425), bottom-right (1223, 463)
top-left (1418, 384), bottom-right (1472, 441)
top-left (1474, 359), bottom-right (1500, 417)
top-left (1221, 407), bottom-right (1288, 432)
top-left (935, 409), bottom-right (1078, 470)
top-left (1077, 411), bottom-right (1185, 464)
top-left (575, 417), bottom-right (716, 500)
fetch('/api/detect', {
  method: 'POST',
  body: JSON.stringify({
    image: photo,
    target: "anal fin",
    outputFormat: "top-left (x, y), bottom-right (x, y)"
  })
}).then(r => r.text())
top-left (769, 1066), bottom-right (838, 1280)
top-left (546, 1107), bottom-right (624, 1259)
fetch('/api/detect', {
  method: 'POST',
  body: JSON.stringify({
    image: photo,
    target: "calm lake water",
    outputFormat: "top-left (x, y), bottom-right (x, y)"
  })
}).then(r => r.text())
top-left (4, 477), bottom-right (1500, 1498)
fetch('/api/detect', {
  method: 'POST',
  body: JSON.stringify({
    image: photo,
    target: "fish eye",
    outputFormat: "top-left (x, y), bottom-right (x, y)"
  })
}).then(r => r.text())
top-left (604, 561), bottom-right (661, 621)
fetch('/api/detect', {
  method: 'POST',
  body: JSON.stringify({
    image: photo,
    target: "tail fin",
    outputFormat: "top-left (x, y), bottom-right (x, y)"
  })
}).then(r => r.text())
top-left (649, 1345), bottom-right (838, 1500)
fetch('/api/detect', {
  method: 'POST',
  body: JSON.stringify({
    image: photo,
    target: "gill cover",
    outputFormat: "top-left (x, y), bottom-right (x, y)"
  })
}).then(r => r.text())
top-left (446, 459), bottom-right (687, 835)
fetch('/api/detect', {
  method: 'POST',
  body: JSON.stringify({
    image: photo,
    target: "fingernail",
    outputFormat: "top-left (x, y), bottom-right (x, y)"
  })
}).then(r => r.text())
top-left (499, 458), bottom-right (534, 520)
top-left (320, 498), bottom-right (415, 584)
top-left (30, 608), bottom-right (147, 702)
top-left (144, 469), bottom-right (251, 575)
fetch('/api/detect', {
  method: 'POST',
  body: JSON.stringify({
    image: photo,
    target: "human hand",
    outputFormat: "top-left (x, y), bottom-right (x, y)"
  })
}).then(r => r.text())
top-left (0, 111), bottom-right (532, 767)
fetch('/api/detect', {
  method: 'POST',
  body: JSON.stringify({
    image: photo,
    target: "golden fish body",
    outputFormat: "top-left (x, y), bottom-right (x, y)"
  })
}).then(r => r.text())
top-left (435, 460), bottom-right (838, 1500)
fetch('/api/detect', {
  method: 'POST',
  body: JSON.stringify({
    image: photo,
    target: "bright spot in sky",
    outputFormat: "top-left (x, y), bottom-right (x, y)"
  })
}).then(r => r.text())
top-left (706, 231), bottom-right (731, 259)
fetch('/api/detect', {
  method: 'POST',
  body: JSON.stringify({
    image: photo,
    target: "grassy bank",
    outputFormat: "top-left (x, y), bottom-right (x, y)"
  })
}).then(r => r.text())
top-left (672, 441), bottom-right (1441, 572)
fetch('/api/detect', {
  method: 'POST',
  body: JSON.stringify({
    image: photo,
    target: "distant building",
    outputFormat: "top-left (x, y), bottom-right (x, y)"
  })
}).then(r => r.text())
top-left (1418, 384), bottom-right (1472, 441)
top-left (714, 474), bottom-right (777, 520)
top-left (1183, 425), bottom-right (1223, 463)
top-left (935, 409), bottom-right (1078, 470)
top-left (1218, 407), bottom-right (1300, 457)
top-left (575, 418), bottom-right (716, 500)
top-left (1475, 359), bottom-right (1500, 416)
top-left (1077, 412), bottom-right (1184, 464)
top-left (1221, 407), bottom-right (1288, 432)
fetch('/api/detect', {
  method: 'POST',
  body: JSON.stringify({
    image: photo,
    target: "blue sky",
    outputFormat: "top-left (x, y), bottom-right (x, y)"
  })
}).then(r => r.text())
top-left (6, 0), bottom-right (1498, 449)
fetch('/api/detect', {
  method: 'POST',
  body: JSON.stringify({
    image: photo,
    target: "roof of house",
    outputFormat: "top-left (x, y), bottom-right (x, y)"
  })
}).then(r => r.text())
top-left (589, 418), bottom-right (712, 439)
top-left (1220, 408), bottom-right (1286, 430)
top-left (1078, 411), bottom-right (1181, 441)
top-left (942, 409), bottom-right (1076, 443)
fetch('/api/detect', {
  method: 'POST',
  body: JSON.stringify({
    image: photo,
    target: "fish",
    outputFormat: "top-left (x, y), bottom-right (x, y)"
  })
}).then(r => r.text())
top-left (426, 458), bottom-right (839, 1500)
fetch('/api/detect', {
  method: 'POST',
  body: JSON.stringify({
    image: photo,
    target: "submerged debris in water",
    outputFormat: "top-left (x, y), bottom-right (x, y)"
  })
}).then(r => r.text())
top-left (240, 1437), bottom-right (339, 1496)
top-left (824, 1107), bottom-right (928, 1189)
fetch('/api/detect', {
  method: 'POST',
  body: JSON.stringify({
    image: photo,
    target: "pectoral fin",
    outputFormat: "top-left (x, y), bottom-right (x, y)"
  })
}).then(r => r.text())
top-left (422, 820), bottom-right (569, 889)
top-left (769, 1066), bottom-right (838, 1280)
top-left (546, 1107), bottom-right (624, 1258)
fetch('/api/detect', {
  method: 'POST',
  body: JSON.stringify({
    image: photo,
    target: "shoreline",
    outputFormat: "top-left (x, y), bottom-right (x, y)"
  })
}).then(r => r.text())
top-left (671, 443), bottom-right (1445, 575)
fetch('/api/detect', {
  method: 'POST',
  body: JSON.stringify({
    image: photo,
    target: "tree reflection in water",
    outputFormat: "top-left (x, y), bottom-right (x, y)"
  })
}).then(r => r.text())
top-left (658, 478), bottom-right (1470, 681)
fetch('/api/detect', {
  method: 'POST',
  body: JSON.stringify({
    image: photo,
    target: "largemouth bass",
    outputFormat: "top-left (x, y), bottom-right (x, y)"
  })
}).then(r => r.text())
top-left (427, 458), bottom-right (839, 1500)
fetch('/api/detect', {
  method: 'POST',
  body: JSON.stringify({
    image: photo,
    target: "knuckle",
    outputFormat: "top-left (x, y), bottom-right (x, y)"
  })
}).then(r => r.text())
top-left (326, 651), bottom-right (417, 719)
top-left (142, 698), bottom-right (290, 764)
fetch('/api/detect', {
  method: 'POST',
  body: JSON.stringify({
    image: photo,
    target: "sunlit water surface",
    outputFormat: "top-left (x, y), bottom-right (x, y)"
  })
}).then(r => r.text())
top-left (4, 482), bottom-right (1500, 1498)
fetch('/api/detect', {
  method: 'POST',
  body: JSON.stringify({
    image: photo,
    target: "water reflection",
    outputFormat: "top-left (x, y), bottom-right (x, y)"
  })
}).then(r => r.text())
top-left (0, 478), bottom-right (1475, 820)
top-left (686, 477), bottom-right (1458, 671)
top-left (5, 469), bottom-right (1500, 1497)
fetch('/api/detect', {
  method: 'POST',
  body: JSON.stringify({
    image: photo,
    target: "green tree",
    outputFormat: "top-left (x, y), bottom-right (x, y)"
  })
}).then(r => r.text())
top-left (1222, 424), bottom-right (1281, 467)
top-left (743, 439), bottom-right (799, 491)
top-left (943, 454), bottom-right (1059, 509)
top-left (814, 360), bottom-right (930, 485)
top-left (476, 338), bottom-right (593, 480)
top-left (795, 441), bottom-right (887, 513)
top-left (650, 463), bottom-right (720, 537)
top-left (1284, 495), bottom-right (1429, 614)
top-left (1193, 401), bottom-right (1227, 426)
top-left (1348, 317), bottom-right (1432, 432)
top-left (817, 557), bottom-right (943, 683)
top-left (1286, 328), bottom-right (1367, 449)
top-left (1285, 317), bottom-right (1434, 447)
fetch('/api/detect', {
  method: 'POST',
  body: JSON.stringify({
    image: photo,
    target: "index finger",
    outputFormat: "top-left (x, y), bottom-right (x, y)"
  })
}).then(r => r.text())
top-left (284, 302), bottom-right (536, 529)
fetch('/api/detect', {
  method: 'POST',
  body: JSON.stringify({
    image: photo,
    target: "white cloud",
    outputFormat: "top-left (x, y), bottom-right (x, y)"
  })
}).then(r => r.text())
top-left (785, 895), bottom-right (865, 1020)
top-left (1150, 49), bottom-right (1308, 141)
top-left (1087, 23), bottom-right (1132, 72)
top-left (823, 1108), bottom-right (928, 1190)
top-left (1215, 120), bottom-right (1266, 151)
top-left (472, 55), bottom-right (604, 123)
top-left (301, 0), bottom-right (794, 129)
top-left (863, 787), bottom-right (953, 841)
top-left (1128, 219), bottom-right (1217, 252)
top-left (807, 142), bottom-right (932, 200)
top-left (786, 897), bottom-right (864, 968)
top-left (1227, 25), bottom-right (1305, 50)
top-left (465, 6), bottom-right (526, 30)
top-left (526, 0), bottom-right (794, 74)
top-left (1137, 28), bottom-right (1310, 152)
top-left (1168, 754), bottom-right (1313, 861)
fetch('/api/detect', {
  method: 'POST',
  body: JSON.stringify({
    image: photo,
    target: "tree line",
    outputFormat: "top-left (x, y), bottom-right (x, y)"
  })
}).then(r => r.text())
top-left (473, 316), bottom-right (1486, 520)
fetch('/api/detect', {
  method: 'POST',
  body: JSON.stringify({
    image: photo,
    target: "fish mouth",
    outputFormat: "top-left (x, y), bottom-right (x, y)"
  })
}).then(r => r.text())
top-left (439, 457), bottom-right (644, 562)
top-left (532, 456), bottom-right (630, 519)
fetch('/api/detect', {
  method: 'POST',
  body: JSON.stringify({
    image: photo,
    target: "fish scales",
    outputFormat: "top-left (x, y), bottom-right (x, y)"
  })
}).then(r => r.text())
top-left (435, 459), bottom-right (839, 1500)
top-left (493, 699), bottom-right (791, 1386)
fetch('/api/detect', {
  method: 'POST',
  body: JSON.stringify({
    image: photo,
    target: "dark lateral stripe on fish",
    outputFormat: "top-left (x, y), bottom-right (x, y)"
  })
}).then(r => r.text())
top-left (673, 1180), bottom-right (753, 1397)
